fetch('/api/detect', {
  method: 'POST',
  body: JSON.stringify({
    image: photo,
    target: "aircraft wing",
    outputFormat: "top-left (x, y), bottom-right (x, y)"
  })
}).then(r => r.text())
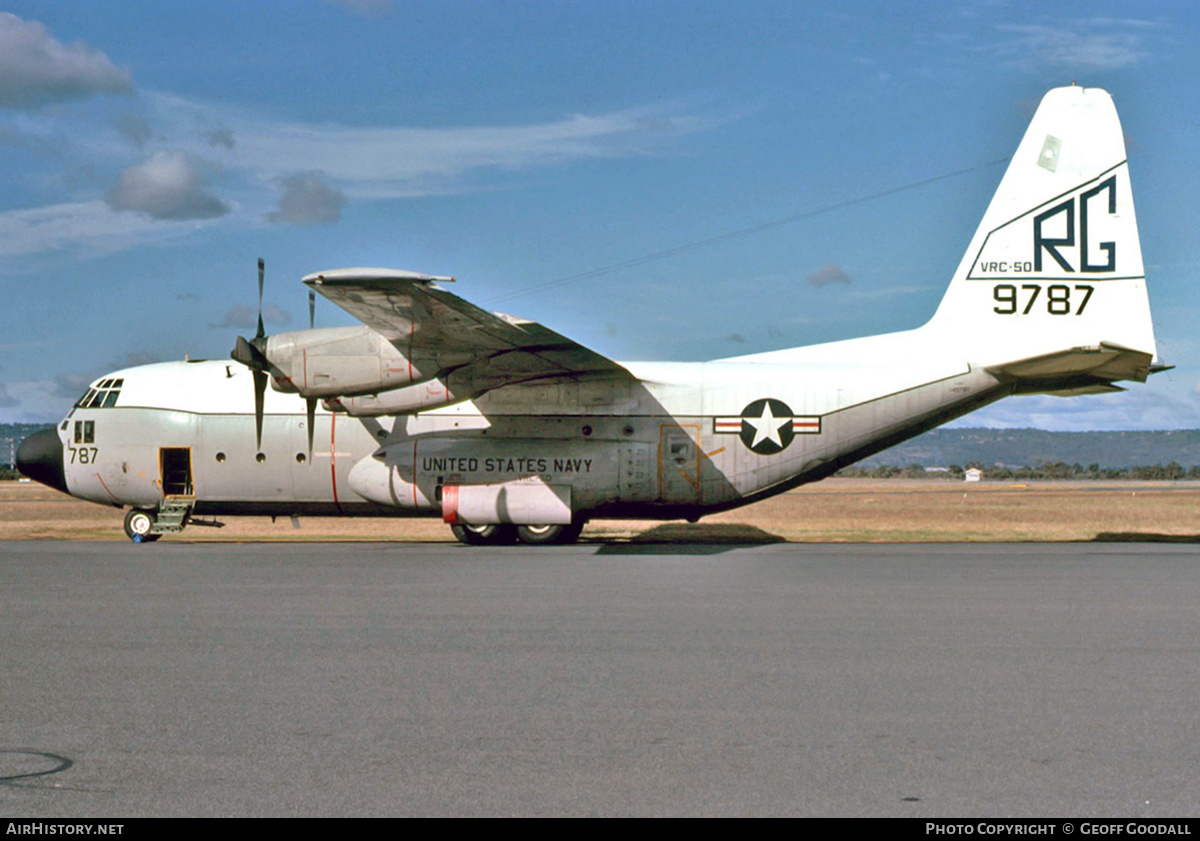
top-left (303, 267), bottom-right (629, 383)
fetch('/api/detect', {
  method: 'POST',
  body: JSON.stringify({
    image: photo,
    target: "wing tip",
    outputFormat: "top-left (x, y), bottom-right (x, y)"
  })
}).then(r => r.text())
top-left (302, 267), bottom-right (454, 286)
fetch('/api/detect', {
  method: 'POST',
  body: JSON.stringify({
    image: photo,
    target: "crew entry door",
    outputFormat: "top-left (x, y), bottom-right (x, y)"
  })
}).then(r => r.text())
top-left (159, 447), bottom-right (194, 498)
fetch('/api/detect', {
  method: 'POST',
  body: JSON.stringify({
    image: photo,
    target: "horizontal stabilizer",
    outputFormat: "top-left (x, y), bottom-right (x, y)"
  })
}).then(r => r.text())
top-left (1038, 384), bottom-right (1125, 397)
top-left (986, 342), bottom-right (1155, 396)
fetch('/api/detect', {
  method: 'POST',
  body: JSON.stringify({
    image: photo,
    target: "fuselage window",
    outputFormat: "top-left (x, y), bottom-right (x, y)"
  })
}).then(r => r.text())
top-left (75, 420), bottom-right (96, 443)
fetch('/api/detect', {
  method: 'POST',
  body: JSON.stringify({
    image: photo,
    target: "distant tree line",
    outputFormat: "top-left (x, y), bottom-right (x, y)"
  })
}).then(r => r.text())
top-left (836, 461), bottom-right (1200, 480)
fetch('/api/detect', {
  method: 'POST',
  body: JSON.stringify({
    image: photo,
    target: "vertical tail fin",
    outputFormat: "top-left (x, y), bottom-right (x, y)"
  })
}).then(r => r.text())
top-left (927, 86), bottom-right (1156, 377)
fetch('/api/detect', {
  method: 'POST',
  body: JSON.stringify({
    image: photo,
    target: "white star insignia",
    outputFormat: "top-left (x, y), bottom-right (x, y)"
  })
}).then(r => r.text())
top-left (744, 402), bottom-right (790, 448)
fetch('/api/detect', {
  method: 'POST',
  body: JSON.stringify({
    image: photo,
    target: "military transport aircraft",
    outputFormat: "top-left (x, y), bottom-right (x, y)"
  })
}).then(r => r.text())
top-left (18, 86), bottom-right (1166, 545)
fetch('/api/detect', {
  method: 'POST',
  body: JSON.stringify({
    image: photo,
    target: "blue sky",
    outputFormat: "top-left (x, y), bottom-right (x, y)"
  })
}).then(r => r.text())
top-left (0, 1), bottom-right (1197, 430)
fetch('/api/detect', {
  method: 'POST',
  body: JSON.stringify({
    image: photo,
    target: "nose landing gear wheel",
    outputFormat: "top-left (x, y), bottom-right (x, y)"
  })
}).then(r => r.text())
top-left (450, 523), bottom-right (518, 546)
top-left (124, 509), bottom-right (161, 543)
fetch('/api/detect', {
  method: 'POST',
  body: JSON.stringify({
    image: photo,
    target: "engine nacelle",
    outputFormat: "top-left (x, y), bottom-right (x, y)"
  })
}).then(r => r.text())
top-left (325, 378), bottom-right (469, 416)
top-left (265, 325), bottom-right (426, 398)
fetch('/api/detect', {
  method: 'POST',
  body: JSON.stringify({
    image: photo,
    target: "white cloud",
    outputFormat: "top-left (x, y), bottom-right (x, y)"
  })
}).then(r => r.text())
top-left (993, 20), bottom-right (1155, 71)
top-left (149, 92), bottom-right (718, 199)
top-left (209, 303), bottom-right (291, 330)
top-left (105, 150), bottom-right (230, 220)
top-left (200, 126), bottom-right (235, 150)
top-left (807, 264), bottom-right (852, 287)
top-left (52, 372), bottom-right (92, 400)
top-left (111, 111), bottom-right (153, 148)
top-left (0, 378), bottom-right (65, 423)
top-left (0, 91), bottom-right (720, 261)
top-left (267, 172), bottom-right (345, 226)
top-left (0, 13), bottom-right (131, 109)
top-left (0, 200), bottom-right (214, 261)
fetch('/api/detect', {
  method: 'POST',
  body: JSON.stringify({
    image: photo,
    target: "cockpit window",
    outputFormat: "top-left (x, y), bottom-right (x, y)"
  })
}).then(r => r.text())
top-left (75, 380), bottom-right (124, 409)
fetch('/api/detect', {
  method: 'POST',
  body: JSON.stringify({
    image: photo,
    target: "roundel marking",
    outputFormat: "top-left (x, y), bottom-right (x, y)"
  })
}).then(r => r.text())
top-left (739, 398), bottom-right (795, 455)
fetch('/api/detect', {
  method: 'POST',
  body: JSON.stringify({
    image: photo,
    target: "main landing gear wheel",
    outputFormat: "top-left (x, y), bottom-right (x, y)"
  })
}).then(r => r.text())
top-left (450, 523), bottom-right (518, 546)
top-left (515, 522), bottom-right (585, 546)
top-left (124, 508), bottom-right (161, 543)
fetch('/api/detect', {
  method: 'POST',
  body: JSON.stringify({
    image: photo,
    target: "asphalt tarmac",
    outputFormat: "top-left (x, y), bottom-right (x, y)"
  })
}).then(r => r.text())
top-left (1, 540), bottom-right (1198, 817)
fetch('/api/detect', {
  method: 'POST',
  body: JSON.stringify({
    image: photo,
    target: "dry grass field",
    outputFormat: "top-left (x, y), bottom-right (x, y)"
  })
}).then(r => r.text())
top-left (3, 478), bottom-right (1198, 543)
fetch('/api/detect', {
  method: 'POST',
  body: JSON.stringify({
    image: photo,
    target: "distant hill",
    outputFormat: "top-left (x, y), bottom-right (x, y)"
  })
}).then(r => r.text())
top-left (857, 428), bottom-right (1200, 470)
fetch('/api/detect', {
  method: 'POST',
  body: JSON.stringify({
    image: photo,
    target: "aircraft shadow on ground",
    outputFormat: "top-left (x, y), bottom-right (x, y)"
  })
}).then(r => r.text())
top-left (590, 523), bottom-right (786, 555)
top-left (1092, 532), bottom-right (1200, 543)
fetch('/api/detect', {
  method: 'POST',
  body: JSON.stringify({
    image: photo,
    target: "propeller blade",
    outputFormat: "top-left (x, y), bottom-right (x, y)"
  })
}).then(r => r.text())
top-left (308, 289), bottom-right (316, 330)
top-left (231, 334), bottom-right (268, 369)
top-left (256, 257), bottom-right (265, 340)
top-left (306, 397), bottom-right (317, 457)
top-left (253, 369), bottom-right (267, 451)
top-left (226, 258), bottom-right (272, 451)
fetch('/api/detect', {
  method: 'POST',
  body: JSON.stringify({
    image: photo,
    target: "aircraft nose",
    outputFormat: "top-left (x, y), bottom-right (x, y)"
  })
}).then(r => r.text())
top-left (16, 429), bottom-right (68, 494)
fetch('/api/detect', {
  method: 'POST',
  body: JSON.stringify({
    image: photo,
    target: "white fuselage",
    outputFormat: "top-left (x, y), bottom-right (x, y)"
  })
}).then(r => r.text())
top-left (55, 326), bottom-right (1009, 522)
